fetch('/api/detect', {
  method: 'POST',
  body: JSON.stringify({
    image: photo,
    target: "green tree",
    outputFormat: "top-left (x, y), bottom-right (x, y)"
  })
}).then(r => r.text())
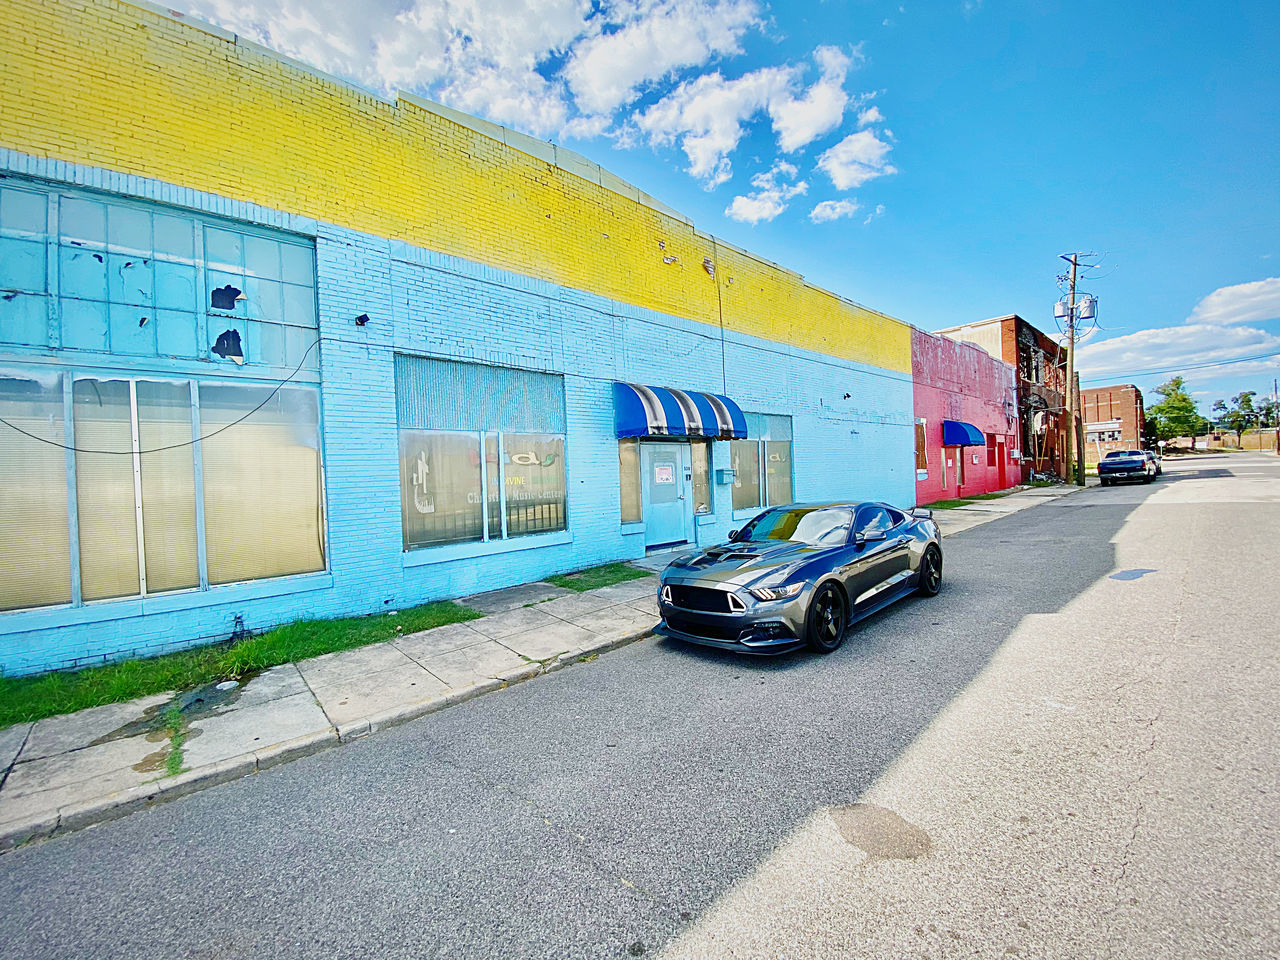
top-left (1255, 397), bottom-right (1278, 429)
top-left (1147, 376), bottom-right (1208, 450)
top-left (1213, 391), bottom-right (1257, 446)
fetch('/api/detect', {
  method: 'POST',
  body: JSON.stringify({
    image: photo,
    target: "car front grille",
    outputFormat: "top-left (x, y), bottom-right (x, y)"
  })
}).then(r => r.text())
top-left (667, 584), bottom-right (738, 613)
top-left (664, 615), bottom-right (746, 643)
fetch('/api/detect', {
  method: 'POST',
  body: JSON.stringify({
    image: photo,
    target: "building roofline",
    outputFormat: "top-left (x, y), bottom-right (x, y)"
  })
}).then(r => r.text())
top-left (119, 0), bottom-right (908, 334)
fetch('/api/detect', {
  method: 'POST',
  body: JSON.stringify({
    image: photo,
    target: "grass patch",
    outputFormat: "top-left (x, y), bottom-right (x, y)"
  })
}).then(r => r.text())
top-left (0, 600), bottom-right (481, 729)
top-left (923, 498), bottom-right (973, 510)
top-left (964, 491), bottom-right (1013, 501)
top-left (1029, 479), bottom-right (1058, 488)
top-left (545, 562), bottom-right (651, 593)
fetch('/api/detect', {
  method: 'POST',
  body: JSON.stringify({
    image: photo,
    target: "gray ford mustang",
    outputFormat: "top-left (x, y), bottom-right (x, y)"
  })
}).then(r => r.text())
top-left (655, 501), bottom-right (942, 655)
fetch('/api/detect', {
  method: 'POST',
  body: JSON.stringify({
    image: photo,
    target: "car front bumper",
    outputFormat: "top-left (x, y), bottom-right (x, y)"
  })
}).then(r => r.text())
top-left (656, 587), bottom-right (811, 655)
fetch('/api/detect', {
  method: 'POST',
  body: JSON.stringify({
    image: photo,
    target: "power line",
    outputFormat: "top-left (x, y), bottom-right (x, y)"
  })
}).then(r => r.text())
top-left (1081, 347), bottom-right (1280, 383)
top-left (0, 337), bottom-right (320, 455)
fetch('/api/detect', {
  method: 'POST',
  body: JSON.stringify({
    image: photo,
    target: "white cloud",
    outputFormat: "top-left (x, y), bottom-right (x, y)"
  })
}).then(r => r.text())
top-left (816, 129), bottom-right (897, 189)
top-left (857, 104), bottom-right (883, 126)
top-left (637, 44), bottom-right (864, 186)
top-left (1186, 277), bottom-right (1280, 326)
top-left (863, 202), bottom-right (886, 224)
top-left (169, 1), bottom-right (894, 195)
top-left (563, 0), bottom-right (762, 116)
top-left (808, 198), bottom-right (860, 223)
top-left (176, 0), bottom-right (592, 136)
top-left (769, 45), bottom-right (855, 152)
top-left (636, 65), bottom-right (796, 186)
top-left (1076, 275), bottom-right (1280, 385)
top-left (725, 161), bottom-right (808, 223)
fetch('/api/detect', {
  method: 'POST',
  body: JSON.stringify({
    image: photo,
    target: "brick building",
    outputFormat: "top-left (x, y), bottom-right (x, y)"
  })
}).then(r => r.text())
top-left (0, 0), bottom-right (923, 675)
top-left (934, 314), bottom-right (1081, 482)
top-left (911, 329), bottom-right (1020, 504)
top-left (1082, 384), bottom-right (1145, 464)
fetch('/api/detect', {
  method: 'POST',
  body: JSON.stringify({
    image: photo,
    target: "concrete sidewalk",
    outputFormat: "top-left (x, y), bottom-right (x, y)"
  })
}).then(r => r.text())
top-left (930, 482), bottom-right (1089, 537)
top-left (0, 574), bottom-right (660, 851)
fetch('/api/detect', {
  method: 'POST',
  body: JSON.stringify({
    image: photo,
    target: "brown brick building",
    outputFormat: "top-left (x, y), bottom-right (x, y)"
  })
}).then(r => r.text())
top-left (1082, 384), bottom-right (1145, 464)
top-left (934, 314), bottom-right (1080, 481)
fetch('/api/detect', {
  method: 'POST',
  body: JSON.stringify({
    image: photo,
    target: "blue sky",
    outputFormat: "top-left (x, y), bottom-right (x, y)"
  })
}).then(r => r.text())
top-left (172, 0), bottom-right (1280, 414)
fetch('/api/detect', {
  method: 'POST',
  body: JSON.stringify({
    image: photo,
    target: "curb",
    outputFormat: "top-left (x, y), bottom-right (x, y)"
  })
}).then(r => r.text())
top-left (0, 625), bottom-right (655, 853)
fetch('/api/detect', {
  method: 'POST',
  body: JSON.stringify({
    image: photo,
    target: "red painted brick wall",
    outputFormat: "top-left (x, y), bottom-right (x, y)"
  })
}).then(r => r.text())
top-left (912, 328), bottom-right (1021, 505)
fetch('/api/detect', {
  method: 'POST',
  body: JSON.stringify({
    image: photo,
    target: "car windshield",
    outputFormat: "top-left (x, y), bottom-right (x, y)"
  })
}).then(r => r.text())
top-left (1105, 450), bottom-right (1141, 459)
top-left (735, 507), bottom-right (853, 545)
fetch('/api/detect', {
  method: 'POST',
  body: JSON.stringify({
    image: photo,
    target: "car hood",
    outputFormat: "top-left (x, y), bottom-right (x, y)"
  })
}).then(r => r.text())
top-left (664, 540), bottom-right (834, 589)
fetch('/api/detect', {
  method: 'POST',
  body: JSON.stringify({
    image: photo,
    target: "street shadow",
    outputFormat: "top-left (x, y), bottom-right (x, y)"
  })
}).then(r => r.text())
top-left (0, 463), bottom-right (1213, 960)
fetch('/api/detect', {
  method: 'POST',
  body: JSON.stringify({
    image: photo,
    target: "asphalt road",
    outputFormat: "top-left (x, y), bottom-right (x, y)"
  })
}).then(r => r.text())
top-left (3, 453), bottom-right (1277, 959)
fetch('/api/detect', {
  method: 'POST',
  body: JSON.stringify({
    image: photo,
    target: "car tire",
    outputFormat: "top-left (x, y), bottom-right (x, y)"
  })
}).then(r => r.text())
top-left (1100, 478), bottom-right (1111, 487)
top-left (917, 546), bottom-right (942, 597)
top-left (805, 581), bottom-right (847, 654)
top-left (1143, 472), bottom-right (1153, 484)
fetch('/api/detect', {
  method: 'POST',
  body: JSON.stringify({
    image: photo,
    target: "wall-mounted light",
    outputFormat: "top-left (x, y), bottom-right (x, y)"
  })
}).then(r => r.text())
top-left (355, 314), bottom-right (371, 326)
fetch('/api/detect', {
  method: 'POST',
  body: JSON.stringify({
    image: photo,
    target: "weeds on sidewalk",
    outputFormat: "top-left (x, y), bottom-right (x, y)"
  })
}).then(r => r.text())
top-left (162, 704), bottom-right (186, 777)
top-left (546, 562), bottom-right (651, 593)
top-left (0, 600), bottom-right (481, 729)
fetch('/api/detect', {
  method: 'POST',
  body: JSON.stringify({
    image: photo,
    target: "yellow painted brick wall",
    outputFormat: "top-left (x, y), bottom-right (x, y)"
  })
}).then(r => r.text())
top-left (0, 0), bottom-right (911, 374)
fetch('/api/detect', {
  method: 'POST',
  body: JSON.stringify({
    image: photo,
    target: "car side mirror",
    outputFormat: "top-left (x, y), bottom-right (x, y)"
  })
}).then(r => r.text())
top-left (728, 529), bottom-right (739, 541)
top-left (861, 530), bottom-right (887, 543)
top-left (912, 507), bottom-right (933, 519)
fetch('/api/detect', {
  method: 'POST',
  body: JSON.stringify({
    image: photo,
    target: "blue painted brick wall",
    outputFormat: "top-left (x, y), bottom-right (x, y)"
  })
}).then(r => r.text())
top-left (0, 152), bottom-right (913, 676)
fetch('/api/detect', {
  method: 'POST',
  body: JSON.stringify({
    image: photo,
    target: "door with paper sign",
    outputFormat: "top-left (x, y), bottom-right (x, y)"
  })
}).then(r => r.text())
top-left (641, 442), bottom-right (693, 548)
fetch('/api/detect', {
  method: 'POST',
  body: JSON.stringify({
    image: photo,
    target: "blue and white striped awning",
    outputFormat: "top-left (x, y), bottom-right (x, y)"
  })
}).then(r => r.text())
top-left (613, 382), bottom-right (748, 439)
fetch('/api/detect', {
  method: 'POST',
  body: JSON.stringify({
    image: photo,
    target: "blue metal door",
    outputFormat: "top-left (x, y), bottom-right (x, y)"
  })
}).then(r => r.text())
top-left (642, 443), bottom-right (693, 548)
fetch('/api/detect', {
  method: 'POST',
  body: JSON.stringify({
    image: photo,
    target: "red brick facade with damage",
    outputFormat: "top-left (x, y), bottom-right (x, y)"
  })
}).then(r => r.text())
top-left (934, 314), bottom-right (1081, 482)
top-left (912, 327), bottom-right (1020, 505)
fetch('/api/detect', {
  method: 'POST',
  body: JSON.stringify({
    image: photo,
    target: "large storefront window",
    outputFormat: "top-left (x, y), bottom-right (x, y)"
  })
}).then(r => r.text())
top-left (733, 414), bottom-right (793, 511)
top-left (0, 373), bottom-right (325, 611)
top-left (618, 439), bottom-right (641, 523)
top-left (0, 376), bottom-right (72, 611)
top-left (691, 442), bottom-right (711, 515)
top-left (400, 431), bottom-right (483, 548)
top-left (200, 384), bottom-right (325, 584)
top-left (395, 356), bottom-right (567, 550)
top-left (731, 439), bottom-right (761, 511)
top-left (504, 433), bottom-right (567, 536)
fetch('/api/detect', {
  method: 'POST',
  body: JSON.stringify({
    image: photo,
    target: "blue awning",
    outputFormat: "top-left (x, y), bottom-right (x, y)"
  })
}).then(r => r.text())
top-left (943, 420), bottom-right (986, 446)
top-left (613, 382), bottom-right (748, 439)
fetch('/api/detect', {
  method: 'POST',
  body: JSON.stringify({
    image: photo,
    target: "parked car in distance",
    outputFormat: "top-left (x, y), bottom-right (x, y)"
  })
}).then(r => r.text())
top-left (655, 502), bottom-right (943, 656)
top-left (1143, 449), bottom-right (1162, 476)
top-left (1097, 449), bottom-right (1157, 486)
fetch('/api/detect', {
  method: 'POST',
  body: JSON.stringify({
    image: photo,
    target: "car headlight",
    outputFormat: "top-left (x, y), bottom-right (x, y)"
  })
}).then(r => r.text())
top-left (749, 583), bottom-right (804, 602)
top-left (660, 585), bottom-right (672, 603)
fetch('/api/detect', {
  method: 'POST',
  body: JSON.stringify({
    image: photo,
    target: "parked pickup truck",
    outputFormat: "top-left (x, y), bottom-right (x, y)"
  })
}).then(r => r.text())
top-left (1097, 449), bottom-right (1156, 486)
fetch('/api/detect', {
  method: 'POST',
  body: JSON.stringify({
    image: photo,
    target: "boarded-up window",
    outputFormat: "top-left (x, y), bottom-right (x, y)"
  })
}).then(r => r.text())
top-left (619, 439), bottom-right (641, 523)
top-left (986, 433), bottom-right (997, 466)
top-left (915, 420), bottom-right (927, 471)
top-left (199, 384), bottom-right (325, 584)
top-left (0, 375), bottom-right (72, 611)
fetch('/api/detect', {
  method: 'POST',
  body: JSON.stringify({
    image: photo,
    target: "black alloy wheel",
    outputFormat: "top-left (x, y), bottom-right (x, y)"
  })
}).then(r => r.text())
top-left (805, 582), bottom-right (848, 653)
top-left (917, 546), bottom-right (942, 597)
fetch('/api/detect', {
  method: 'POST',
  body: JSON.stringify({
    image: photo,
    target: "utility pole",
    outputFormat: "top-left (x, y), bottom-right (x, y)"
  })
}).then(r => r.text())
top-left (1063, 253), bottom-right (1079, 485)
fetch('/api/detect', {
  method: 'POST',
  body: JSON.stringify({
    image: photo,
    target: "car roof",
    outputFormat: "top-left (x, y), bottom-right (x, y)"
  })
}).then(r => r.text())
top-left (759, 501), bottom-right (901, 512)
